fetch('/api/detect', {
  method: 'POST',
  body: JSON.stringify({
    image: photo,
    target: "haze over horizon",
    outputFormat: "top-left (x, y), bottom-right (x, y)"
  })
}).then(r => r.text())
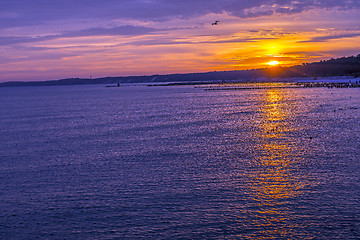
top-left (1, 0), bottom-right (360, 82)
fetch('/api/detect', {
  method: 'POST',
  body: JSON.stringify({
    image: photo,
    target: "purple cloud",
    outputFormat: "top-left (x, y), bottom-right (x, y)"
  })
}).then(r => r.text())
top-left (61, 26), bottom-right (157, 37)
top-left (300, 33), bottom-right (360, 42)
top-left (0, 26), bottom-right (157, 46)
top-left (1, 0), bottom-right (359, 29)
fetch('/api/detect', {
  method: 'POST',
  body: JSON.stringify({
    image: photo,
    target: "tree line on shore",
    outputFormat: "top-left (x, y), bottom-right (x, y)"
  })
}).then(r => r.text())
top-left (262, 54), bottom-right (360, 79)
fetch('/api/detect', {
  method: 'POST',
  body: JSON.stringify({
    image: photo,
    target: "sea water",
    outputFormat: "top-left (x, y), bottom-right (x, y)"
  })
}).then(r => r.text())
top-left (0, 83), bottom-right (359, 239)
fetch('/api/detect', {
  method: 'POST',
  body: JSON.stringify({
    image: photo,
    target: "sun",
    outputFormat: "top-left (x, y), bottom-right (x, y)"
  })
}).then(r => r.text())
top-left (267, 60), bottom-right (280, 66)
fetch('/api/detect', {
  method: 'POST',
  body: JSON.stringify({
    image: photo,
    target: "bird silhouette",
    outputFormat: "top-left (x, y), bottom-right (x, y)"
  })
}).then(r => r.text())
top-left (212, 21), bottom-right (220, 25)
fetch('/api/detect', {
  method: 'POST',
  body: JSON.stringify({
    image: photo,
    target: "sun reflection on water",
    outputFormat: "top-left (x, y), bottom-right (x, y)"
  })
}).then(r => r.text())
top-left (246, 86), bottom-right (307, 238)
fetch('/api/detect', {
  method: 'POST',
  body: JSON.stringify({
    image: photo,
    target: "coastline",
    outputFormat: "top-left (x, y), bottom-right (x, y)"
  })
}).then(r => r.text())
top-left (1, 75), bottom-right (359, 88)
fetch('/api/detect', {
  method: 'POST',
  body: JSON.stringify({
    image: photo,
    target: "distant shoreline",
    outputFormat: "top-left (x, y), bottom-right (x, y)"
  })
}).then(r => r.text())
top-left (1, 54), bottom-right (359, 87)
top-left (1, 76), bottom-right (359, 88)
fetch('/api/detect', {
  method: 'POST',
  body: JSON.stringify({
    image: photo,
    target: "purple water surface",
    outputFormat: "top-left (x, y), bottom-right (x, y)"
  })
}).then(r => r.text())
top-left (1, 83), bottom-right (359, 239)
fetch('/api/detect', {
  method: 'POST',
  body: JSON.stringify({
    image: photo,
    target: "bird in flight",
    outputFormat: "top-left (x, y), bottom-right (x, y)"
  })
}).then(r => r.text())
top-left (212, 21), bottom-right (220, 25)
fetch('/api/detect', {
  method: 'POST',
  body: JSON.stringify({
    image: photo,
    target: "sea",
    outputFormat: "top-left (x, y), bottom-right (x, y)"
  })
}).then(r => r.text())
top-left (0, 83), bottom-right (359, 239)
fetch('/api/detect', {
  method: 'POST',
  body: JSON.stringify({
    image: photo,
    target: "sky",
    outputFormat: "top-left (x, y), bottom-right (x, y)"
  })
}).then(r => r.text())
top-left (1, 0), bottom-right (360, 82)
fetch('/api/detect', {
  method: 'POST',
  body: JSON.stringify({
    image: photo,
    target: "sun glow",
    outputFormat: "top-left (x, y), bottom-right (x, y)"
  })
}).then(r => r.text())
top-left (267, 60), bottom-right (280, 66)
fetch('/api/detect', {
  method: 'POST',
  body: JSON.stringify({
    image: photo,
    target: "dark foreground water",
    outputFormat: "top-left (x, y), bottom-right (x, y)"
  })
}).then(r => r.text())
top-left (0, 83), bottom-right (359, 239)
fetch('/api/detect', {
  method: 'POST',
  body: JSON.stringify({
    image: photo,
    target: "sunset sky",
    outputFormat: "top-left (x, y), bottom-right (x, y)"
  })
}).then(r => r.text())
top-left (1, 0), bottom-right (360, 82)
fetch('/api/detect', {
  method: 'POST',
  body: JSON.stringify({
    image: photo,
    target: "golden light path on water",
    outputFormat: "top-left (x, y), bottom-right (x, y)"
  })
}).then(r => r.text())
top-left (245, 85), bottom-right (311, 239)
